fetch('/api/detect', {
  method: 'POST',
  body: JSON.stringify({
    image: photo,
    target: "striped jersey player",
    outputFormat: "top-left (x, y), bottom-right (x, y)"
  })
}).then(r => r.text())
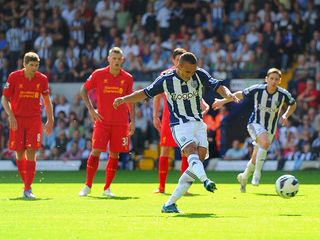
top-left (213, 68), bottom-right (296, 192)
top-left (113, 52), bottom-right (239, 213)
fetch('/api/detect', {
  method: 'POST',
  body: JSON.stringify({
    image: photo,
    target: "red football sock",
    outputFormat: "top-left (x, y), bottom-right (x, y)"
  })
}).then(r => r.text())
top-left (104, 157), bottom-right (119, 190)
top-left (85, 154), bottom-right (100, 188)
top-left (24, 160), bottom-right (36, 191)
top-left (16, 158), bottom-right (27, 183)
top-left (180, 155), bottom-right (188, 175)
top-left (158, 156), bottom-right (169, 191)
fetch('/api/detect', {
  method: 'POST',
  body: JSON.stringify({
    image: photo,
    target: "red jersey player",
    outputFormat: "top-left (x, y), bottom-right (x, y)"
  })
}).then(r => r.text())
top-left (79, 47), bottom-right (135, 197)
top-left (1, 52), bottom-right (54, 199)
top-left (153, 48), bottom-right (209, 193)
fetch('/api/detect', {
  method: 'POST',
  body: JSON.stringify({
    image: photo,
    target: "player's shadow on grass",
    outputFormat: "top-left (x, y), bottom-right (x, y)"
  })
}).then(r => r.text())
top-left (87, 196), bottom-right (139, 200)
top-left (279, 214), bottom-right (302, 217)
top-left (174, 213), bottom-right (217, 218)
top-left (158, 193), bottom-right (201, 197)
top-left (254, 193), bottom-right (278, 197)
top-left (254, 193), bottom-right (304, 197)
top-left (8, 197), bottom-right (52, 201)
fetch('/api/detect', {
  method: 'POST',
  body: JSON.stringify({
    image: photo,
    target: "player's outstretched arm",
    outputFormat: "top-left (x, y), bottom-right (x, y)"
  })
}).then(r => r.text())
top-left (113, 89), bottom-right (148, 109)
top-left (42, 94), bottom-right (54, 136)
top-left (212, 91), bottom-right (243, 110)
top-left (1, 96), bottom-right (17, 131)
top-left (216, 85), bottom-right (240, 103)
top-left (280, 102), bottom-right (297, 126)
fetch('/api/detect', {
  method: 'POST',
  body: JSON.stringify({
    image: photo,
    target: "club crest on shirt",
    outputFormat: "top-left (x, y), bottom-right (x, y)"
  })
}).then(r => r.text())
top-left (120, 80), bottom-right (124, 85)
top-left (36, 84), bottom-right (40, 89)
top-left (190, 80), bottom-right (198, 89)
top-left (19, 84), bottom-right (23, 88)
top-left (104, 79), bottom-right (108, 83)
top-left (4, 82), bottom-right (10, 89)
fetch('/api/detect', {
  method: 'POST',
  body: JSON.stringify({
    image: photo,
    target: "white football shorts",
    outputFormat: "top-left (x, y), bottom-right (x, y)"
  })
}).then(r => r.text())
top-left (247, 123), bottom-right (274, 145)
top-left (171, 121), bottom-right (208, 151)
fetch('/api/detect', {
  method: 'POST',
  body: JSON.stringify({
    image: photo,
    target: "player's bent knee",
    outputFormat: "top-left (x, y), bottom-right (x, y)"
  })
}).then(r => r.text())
top-left (259, 141), bottom-right (270, 150)
top-left (183, 145), bottom-right (198, 157)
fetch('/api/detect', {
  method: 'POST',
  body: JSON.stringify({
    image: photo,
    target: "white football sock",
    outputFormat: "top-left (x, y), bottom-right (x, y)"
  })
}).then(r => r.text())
top-left (165, 171), bottom-right (196, 206)
top-left (254, 147), bottom-right (267, 176)
top-left (187, 154), bottom-right (208, 182)
top-left (242, 159), bottom-right (255, 179)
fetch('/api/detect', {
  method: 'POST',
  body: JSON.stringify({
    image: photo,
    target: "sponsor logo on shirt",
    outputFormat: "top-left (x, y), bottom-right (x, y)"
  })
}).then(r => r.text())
top-left (19, 91), bottom-right (39, 98)
top-left (103, 86), bottom-right (123, 94)
top-left (257, 104), bottom-right (278, 113)
top-left (171, 90), bottom-right (199, 101)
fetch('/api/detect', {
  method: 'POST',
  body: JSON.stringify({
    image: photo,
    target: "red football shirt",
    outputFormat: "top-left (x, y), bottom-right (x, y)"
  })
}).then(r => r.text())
top-left (84, 66), bottom-right (133, 126)
top-left (2, 69), bottom-right (49, 117)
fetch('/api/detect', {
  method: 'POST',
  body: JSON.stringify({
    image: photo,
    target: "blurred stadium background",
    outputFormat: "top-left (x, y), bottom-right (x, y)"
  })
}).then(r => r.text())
top-left (0, 0), bottom-right (319, 171)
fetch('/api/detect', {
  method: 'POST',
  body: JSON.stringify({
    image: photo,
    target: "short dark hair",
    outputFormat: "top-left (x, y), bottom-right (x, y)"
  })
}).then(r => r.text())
top-left (172, 48), bottom-right (186, 59)
top-left (179, 52), bottom-right (197, 65)
top-left (23, 52), bottom-right (40, 65)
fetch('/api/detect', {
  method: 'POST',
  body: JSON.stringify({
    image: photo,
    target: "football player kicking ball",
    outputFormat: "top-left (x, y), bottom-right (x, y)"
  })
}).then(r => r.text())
top-left (153, 48), bottom-right (211, 194)
top-left (114, 52), bottom-right (239, 213)
top-left (79, 47), bottom-right (135, 197)
top-left (2, 52), bottom-right (54, 199)
top-left (213, 68), bottom-right (296, 192)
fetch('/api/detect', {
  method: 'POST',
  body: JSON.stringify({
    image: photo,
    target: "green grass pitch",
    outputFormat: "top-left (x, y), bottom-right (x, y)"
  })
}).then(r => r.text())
top-left (0, 170), bottom-right (319, 239)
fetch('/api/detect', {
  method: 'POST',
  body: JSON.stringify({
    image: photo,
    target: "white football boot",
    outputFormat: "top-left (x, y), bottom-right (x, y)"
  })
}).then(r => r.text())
top-left (103, 188), bottom-right (116, 197)
top-left (251, 173), bottom-right (261, 186)
top-left (79, 185), bottom-right (91, 197)
top-left (237, 173), bottom-right (247, 193)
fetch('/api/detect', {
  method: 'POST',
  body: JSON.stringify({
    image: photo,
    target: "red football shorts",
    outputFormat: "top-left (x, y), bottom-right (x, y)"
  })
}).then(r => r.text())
top-left (9, 116), bottom-right (42, 151)
top-left (92, 122), bottom-right (130, 152)
top-left (160, 120), bottom-right (177, 147)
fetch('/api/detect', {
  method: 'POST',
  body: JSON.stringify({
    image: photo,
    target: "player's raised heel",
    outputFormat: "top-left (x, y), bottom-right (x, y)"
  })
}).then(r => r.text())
top-left (237, 173), bottom-right (247, 193)
top-left (79, 185), bottom-right (91, 197)
top-left (103, 188), bottom-right (116, 197)
top-left (204, 179), bottom-right (217, 192)
top-left (23, 189), bottom-right (36, 199)
top-left (161, 203), bottom-right (181, 213)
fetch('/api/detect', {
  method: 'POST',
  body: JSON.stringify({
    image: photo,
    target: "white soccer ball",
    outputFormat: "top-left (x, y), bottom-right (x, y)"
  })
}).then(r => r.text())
top-left (275, 175), bottom-right (299, 198)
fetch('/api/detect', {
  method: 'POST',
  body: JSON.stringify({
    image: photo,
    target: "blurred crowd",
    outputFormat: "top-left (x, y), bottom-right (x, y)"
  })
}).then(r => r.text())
top-left (0, 0), bottom-right (319, 169)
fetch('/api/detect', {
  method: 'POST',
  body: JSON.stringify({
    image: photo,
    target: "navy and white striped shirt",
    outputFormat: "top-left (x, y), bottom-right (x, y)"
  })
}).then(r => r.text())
top-left (144, 68), bottom-right (221, 126)
top-left (243, 83), bottom-right (296, 135)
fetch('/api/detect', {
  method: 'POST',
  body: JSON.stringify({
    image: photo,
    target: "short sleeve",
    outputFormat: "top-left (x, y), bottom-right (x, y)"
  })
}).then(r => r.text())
top-left (84, 73), bottom-right (97, 91)
top-left (196, 68), bottom-right (221, 91)
top-left (41, 75), bottom-right (50, 96)
top-left (283, 89), bottom-right (296, 105)
top-left (2, 73), bottom-right (15, 98)
top-left (144, 75), bottom-right (165, 98)
top-left (243, 84), bottom-right (258, 98)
